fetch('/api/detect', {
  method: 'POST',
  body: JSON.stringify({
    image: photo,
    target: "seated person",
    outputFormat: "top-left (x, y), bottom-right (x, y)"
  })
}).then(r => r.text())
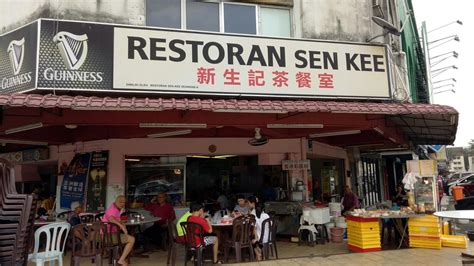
top-left (187, 203), bottom-right (222, 264)
top-left (232, 194), bottom-right (249, 217)
top-left (42, 194), bottom-right (55, 211)
top-left (176, 210), bottom-right (192, 243)
top-left (69, 201), bottom-right (83, 227)
top-left (393, 184), bottom-right (407, 206)
top-left (102, 196), bottom-right (135, 266)
top-left (252, 202), bottom-right (270, 261)
top-left (342, 185), bottom-right (360, 215)
top-left (247, 196), bottom-right (257, 216)
top-left (36, 202), bottom-right (48, 218)
top-left (144, 192), bottom-right (176, 249)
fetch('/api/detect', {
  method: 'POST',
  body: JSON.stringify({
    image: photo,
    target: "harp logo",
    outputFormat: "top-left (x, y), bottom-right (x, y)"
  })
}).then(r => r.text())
top-left (43, 31), bottom-right (103, 83)
top-left (7, 38), bottom-right (25, 75)
top-left (1, 37), bottom-right (32, 90)
top-left (53, 31), bottom-right (88, 70)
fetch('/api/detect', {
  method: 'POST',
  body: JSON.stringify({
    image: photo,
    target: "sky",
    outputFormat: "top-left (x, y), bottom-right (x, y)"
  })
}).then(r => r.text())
top-left (412, 0), bottom-right (473, 148)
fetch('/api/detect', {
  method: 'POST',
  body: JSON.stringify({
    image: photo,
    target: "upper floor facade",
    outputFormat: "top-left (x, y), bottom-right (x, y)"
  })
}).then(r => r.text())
top-left (0, 0), bottom-right (429, 103)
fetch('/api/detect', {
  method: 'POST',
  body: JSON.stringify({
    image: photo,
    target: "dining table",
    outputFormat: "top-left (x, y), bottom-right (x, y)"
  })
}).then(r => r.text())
top-left (124, 216), bottom-right (161, 258)
top-left (211, 221), bottom-right (234, 251)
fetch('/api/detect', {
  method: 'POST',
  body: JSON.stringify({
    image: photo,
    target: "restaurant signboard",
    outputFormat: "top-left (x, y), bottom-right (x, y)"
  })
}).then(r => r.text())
top-left (0, 19), bottom-right (393, 100)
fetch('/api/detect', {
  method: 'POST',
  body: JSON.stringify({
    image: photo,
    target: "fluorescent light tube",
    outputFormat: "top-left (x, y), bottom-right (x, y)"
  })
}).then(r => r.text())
top-left (309, 130), bottom-right (361, 138)
top-left (373, 127), bottom-right (384, 135)
top-left (5, 122), bottom-right (43, 134)
top-left (147, 129), bottom-right (192, 138)
top-left (140, 123), bottom-right (207, 128)
top-left (0, 139), bottom-right (48, 146)
top-left (267, 124), bottom-right (324, 129)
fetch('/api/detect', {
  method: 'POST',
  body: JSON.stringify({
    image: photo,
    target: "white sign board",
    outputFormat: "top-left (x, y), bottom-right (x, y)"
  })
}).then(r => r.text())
top-left (114, 27), bottom-right (392, 99)
top-left (282, 160), bottom-right (311, 170)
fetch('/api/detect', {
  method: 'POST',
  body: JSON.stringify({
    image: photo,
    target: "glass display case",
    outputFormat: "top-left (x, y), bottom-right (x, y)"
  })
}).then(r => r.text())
top-left (126, 157), bottom-right (186, 207)
top-left (413, 176), bottom-right (438, 213)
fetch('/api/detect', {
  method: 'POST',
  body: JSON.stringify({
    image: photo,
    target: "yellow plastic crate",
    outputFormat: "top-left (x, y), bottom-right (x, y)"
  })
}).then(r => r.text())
top-left (348, 232), bottom-right (381, 239)
top-left (347, 220), bottom-right (379, 229)
top-left (409, 235), bottom-right (442, 249)
top-left (409, 226), bottom-right (441, 236)
top-left (348, 233), bottom-right (380, 240)
top-left (347, 224), bottom-right (380, 233)
top-left (408, 221), bottom-right (440, 228)
top-left (348, 240), bottom-right (381, 249)
top-left (441, 235), bottom-right (468, 249)
top-left (409, 216), bottom-right (440, 227)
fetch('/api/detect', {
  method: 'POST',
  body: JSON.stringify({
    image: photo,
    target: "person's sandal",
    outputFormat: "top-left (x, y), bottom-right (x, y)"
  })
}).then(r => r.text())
top-left (213, 260), bottom-right (223, 264)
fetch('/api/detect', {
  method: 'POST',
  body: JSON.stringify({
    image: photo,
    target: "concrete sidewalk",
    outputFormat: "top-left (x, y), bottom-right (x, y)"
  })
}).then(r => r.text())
top-left (235, 247), bottom-right (470, 266)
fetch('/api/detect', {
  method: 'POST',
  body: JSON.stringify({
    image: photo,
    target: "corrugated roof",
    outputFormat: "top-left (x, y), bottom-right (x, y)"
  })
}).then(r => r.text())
top-left (0, 93), bottom-right (458, 115)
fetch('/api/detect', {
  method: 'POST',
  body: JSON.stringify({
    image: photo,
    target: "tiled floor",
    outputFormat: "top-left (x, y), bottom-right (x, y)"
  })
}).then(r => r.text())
top-left (26, 239), bottom-right (471, 265)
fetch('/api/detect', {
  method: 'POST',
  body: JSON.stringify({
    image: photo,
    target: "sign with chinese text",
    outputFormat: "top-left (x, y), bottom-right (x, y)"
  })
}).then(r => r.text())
top-left (60, 153), bottom-right (91, 209)
top-left (114, 27), bottom-right (392, 99)
top-left (282, 160), bottom-right (311, 171)
top-left (86, 151), bottom-right (108, 212)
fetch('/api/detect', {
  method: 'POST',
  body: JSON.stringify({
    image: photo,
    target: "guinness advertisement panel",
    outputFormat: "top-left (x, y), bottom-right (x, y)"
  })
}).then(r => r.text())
top-left (37, 20), bottom-right (113, 90)
top-left (0, 21), bottom-right (37, 93)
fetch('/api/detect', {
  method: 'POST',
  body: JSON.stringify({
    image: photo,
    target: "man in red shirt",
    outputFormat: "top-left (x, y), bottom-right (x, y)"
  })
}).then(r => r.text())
top-left (342, 185), bottom-right (360, 215)
top-left (187, 203), bottom-right (221, 264)
top-left (144, 192), bottom-right (176, 249)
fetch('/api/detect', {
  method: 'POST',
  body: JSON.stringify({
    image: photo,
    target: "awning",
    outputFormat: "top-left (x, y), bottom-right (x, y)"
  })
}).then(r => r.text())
top-left (0, 93), bottom-right (458, 146)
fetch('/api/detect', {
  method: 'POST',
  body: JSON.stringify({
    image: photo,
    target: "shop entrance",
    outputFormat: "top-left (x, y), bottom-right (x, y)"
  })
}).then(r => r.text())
top-left (125, 155), bottom-right (283, 209)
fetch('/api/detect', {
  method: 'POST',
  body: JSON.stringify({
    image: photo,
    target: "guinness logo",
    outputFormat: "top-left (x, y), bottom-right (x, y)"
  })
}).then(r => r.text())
top-left (7, 38), bottom-right (25, 75)
top-left (53, 31), bottom-right (88, 70)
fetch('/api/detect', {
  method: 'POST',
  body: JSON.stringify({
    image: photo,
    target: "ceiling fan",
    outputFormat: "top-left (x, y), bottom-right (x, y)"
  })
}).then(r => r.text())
top-left (248, 128), bottom-right (268, 146)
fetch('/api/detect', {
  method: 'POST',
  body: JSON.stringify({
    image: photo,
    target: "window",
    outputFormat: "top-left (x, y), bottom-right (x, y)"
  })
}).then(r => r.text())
top-left (146, 0), bottom-right (181, 29)
top-left (146, 0), bottom-right (292, 37)
top-left (224, 3), bottom-right (257, 34)
top-left (260, 7), bottom-right (291, 37)
top-left (186, 0), bottom-right (220, 32)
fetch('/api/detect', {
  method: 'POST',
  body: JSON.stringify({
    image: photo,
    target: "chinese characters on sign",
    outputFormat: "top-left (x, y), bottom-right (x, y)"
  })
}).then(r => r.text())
top-left (197, 68), bottom-right (335, 90)
top-left (282, 160), bottom-right (311, 171)
top-left (60, 153), bottom-right (92, 209)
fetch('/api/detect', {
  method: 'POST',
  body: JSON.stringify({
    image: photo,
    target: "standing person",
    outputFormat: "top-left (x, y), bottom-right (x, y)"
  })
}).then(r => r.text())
top-left (252, 202), bottom-right (270, 261)
top-left (102, 195), bottom-right (135, 266)
top-left (216, 190), bottom-right (230, 211)
top-left (144, 192), bottom-right (176, 249)
top-left (342, 185), bottom-right (360, 215)
top-left (232, 195), bottom-right (249, 217)
top-left (187, 203), bottom-right (222, 264)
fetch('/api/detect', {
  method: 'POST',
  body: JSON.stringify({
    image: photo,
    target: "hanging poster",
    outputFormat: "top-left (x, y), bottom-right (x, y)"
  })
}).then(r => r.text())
top-left (60, 153), bottom-right (92, 209)
top-left (86, 151), bottom-right (109, 212)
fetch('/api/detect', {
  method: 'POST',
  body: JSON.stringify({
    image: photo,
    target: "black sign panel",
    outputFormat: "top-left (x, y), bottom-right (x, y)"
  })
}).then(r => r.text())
top-left (37, 20), bottom-right (113, 90)
top-left (0, 21), bottom-right (37, 93)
